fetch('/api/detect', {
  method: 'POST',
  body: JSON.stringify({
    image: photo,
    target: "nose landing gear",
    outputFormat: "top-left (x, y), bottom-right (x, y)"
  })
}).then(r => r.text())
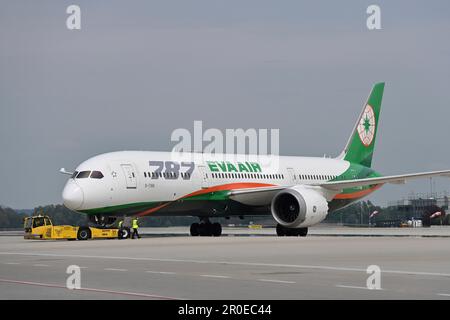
top-left (88, 215), bottom-right (117, 228)
top-left (190, 218), bottom-right (222, 237)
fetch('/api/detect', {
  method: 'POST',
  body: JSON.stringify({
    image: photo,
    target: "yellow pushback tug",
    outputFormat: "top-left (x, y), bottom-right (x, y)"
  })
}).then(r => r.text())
top-left (23, 215), bottom-right (119, 240)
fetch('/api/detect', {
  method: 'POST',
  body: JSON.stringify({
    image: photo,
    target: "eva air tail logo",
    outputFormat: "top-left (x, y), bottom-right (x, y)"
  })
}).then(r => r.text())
top-left (357, 104), bottom-right (376, 146)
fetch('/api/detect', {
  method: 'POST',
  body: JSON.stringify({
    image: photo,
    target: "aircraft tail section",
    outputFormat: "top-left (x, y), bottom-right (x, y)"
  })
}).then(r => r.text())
top-left (338, 82), bottom-right (385, 168)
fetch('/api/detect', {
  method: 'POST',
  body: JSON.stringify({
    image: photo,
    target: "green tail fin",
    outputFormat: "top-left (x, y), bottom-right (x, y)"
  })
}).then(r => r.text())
top-left (339, 82), bottom-right (385, 168)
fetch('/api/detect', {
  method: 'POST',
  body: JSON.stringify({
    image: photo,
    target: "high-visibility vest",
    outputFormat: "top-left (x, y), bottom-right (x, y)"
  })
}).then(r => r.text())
top-left (132, 219), bottom-right (139, 229)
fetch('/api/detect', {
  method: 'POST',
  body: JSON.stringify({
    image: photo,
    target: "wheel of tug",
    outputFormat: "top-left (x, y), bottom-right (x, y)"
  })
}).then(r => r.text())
top-left (77, 227), bottom-right (91, 240)
top-left (190, 223), bottom-right (200, 236)
top-left (118, 227), bottom-right (130, 239)
top-left (212, 223), bottom-right (222, 237)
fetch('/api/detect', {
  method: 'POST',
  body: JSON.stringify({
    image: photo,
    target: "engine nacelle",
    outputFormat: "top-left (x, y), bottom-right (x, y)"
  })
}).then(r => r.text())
top-left (271, 186), bottom-right (329, 228)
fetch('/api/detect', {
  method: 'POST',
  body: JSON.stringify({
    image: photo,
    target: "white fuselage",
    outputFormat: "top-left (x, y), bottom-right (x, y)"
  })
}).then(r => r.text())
top-left (62, 151), bottom-right (357, 218)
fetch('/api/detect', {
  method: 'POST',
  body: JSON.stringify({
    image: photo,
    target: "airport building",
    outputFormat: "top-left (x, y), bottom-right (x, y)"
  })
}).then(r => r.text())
top-left (384, 192), bottom-right (449, 227)
top-left (388, 192), bottom-right (449, 215)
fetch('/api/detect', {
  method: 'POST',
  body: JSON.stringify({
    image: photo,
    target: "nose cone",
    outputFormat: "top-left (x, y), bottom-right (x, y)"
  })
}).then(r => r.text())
top-left (62, 180), bottom-right (84, 210)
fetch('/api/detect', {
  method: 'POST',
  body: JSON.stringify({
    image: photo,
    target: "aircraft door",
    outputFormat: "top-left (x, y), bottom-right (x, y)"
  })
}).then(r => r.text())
top-left (121, 164), bottom-right (137, 189)
top-left (198, 165), bottom-right (210, 189)
top-left (287, 168), bottom-right (298, 185)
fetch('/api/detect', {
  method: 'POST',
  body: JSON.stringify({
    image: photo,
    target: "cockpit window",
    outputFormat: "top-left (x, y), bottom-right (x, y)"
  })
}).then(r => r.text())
top-left (76, 171), bottom-right (91, 179)
top-left (90, 171), bottom-right (104, 179)
top-left (71, 171), bottom-right (78, 179)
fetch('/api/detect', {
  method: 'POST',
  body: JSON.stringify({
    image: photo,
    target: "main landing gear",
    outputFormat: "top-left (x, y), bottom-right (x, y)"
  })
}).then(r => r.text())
top-left (276, 224), bottom-right (308, 237)
top-left (190, 218), bottom-right (222, 237)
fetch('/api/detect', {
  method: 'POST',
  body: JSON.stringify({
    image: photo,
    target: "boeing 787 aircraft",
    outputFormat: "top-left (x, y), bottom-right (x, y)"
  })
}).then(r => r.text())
top-left (61, 83), bottom-right (450, 237)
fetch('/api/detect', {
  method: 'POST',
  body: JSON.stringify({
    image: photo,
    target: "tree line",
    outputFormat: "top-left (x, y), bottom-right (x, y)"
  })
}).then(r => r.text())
top-left (1, 200), bottom-right (449, 229)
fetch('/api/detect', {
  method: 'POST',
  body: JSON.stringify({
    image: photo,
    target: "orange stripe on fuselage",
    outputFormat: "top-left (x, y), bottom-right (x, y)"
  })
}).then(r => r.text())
top-left (333, 184), bottom-right (383, 200)
top-left (183, 182), bottom-right (275, 198)
top-left (137, 182), bottom-right (276, 216)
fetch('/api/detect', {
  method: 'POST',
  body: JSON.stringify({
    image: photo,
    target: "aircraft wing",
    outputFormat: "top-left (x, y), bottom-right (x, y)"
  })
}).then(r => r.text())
top-left (228, 185), bottom-right (287, 206)
top-left (316, 170), bottom-right (450, 191)
top-left (228, 169), bottom-right (450, 206)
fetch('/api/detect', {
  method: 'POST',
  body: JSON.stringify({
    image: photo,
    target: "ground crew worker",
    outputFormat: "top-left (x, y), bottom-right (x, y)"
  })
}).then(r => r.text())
top-left (131, 217), bottom-right (140, 239)
top-left (118, 219), bottom-right (125, 239)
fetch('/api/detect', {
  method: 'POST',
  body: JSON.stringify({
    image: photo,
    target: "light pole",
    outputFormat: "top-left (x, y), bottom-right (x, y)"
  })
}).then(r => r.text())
top-left (360, 202), bottom-right (363, 226)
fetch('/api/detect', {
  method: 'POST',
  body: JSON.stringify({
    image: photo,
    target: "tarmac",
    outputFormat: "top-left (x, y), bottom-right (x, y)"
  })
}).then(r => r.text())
top-left (1, 226), bottom-right (450, 299)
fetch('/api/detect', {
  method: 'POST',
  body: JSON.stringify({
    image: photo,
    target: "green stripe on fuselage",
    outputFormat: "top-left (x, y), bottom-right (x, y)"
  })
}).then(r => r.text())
top-left (333, 162), bottom-right (382, 195)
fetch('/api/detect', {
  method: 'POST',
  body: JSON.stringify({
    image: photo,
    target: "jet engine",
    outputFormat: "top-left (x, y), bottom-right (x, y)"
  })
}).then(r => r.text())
top-left (271, 186), bottom-right (329, 228)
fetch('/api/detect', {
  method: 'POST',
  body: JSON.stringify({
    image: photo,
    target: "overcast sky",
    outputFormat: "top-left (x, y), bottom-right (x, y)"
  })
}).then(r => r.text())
top-left (1, 1), bottom-right (450, 209)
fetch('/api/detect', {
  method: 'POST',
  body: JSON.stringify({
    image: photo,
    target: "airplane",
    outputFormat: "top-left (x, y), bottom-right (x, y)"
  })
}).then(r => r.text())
top-left (60, 82), bottom-right (450, 237)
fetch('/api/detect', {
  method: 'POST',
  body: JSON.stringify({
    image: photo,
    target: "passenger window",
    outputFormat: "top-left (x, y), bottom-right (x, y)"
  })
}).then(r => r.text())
top-left (90, 171), bottom-right (104, 179)
top-left (77, 171), bottom-right (91, 179)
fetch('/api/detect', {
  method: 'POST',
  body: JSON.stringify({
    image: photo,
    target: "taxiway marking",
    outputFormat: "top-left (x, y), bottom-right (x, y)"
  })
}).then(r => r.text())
top-left (0, 278), bottom-right (181, 300)
top-left (258, 279), bottom-right (296, 284)
top-left (336, 285), bottom-right (384, 291)
top-left (437, 293), bottom-right (450, 297)
top-left (200, 274), bottom-right (231, 279)
top-left (146, 271), bottom-right (176, 275)
top-left (1, 252), bottom-right (450, 278)
top-left (104, 268), bottom-right (128, 272)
